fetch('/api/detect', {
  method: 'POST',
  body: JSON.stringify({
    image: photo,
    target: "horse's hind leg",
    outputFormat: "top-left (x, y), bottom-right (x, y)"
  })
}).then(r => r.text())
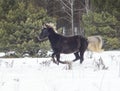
top-left (73, 52), bottom-right (80, 62)
top-left (79, 38), bottom-right (88, 64)
top-left (79, 51), bottom-right (84, 64)
top-left (80, 47), bottom-right (88, 64)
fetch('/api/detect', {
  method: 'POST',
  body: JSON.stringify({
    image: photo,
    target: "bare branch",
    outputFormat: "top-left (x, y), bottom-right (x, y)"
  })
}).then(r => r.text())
top-left (60, 0), bottom-right (71, 10)
top-left (58, 17), bottom-right (71, 23)
top-left (64, 10), bottom-right (72, 18)
top-left (74, 8), bottom-right (85, 12)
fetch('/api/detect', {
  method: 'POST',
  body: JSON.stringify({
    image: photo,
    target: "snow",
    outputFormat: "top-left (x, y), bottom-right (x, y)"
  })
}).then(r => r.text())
top-left (0, 53), bottom-right (5, 57)
top-left (0, 51), bottom-right (120, 91)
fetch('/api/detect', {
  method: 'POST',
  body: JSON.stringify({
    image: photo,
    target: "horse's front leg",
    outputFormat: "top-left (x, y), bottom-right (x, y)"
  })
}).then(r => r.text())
top-left (52, 53), bottom-right (58, 64)
top-left (73, 52), bottom-right (80, 62)
top-left (56, 53), bottom-right (68, 64)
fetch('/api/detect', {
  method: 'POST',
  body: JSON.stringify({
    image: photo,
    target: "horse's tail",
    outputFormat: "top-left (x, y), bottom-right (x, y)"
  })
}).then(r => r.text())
top-left (87, 36), bottom-right (104, 52)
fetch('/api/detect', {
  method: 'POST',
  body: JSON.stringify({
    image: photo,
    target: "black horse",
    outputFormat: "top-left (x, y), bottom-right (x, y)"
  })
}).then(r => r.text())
top-left (38, 24), bottom-right (88, 65)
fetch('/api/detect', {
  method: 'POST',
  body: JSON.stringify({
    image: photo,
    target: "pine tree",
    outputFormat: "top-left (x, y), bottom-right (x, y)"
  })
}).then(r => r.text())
top-left (82, 3), bottom-right (120, 50)
top-left (0, 0), bottom-right (55, 57)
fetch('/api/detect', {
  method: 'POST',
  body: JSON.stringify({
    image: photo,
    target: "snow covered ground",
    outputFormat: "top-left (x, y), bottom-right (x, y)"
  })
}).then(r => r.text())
top-left (0, 51), bottom-right (120, 91)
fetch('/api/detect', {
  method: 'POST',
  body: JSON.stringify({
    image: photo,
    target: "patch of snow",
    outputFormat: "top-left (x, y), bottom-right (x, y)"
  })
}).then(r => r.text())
top-left (0, 53), bottom-right (5, 57)
top-left (0, 51), bottom-right (120, 91)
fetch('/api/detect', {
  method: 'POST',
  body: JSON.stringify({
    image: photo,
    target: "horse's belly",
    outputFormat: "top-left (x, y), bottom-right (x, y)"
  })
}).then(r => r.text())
top-left (61, 48), bottom-right (79, 54)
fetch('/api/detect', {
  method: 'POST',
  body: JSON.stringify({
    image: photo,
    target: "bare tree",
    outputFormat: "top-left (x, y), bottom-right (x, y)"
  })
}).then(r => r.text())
top-left (59, 0), bottom-right (75, 35)
top-left (58, 0), bottom-right (86, 36)
top-left (85, 0), bottom-right (90, 14)
top-left (45, 0), bottom-right (86, 36)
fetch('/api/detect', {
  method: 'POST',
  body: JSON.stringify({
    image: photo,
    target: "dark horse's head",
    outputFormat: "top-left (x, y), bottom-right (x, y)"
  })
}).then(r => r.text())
top-left (38, 24), bottom-right (56, 41)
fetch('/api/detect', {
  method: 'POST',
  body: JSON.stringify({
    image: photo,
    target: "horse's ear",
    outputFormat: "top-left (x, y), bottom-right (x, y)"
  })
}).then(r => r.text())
top-left (45, 23), bottom-right (50, 28)
top-left (41, 23), bottom-right (48, 28)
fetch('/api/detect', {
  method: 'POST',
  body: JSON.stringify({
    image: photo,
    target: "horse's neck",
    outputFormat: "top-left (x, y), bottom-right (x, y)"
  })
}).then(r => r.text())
top-left (48, 33), bottom-right (60, 45)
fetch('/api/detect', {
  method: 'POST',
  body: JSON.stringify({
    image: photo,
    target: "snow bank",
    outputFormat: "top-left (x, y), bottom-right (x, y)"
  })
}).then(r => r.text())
top-left (0, 51), bottom-right (120, 91)
top-left (0, 52), bottom-right (5, 57)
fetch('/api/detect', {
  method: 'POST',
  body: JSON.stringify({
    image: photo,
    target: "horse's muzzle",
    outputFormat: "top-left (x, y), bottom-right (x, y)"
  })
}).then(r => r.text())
top-left (37, 36), bottom-right (48, 42)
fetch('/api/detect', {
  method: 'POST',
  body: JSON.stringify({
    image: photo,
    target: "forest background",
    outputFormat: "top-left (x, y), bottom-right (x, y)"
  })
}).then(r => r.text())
top-left (0, 0), bottom-right (119, 57)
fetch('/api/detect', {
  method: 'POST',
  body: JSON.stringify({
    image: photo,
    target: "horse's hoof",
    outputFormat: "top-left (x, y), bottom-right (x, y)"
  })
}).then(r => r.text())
top-left (56, 62), bottom-right (59, 65)
top-left (73, 59), bottom-right (77, 62)
top-left (80, 61), bottom-right (83, 64)
top-left (53, 61), bottom-right (59, 65)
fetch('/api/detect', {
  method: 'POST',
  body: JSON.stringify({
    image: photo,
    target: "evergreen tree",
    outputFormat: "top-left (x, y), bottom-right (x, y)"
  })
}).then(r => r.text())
top-left (0, 0), bottom-right (55, 57)
top-left (82, 11), bottom-right (120, 50)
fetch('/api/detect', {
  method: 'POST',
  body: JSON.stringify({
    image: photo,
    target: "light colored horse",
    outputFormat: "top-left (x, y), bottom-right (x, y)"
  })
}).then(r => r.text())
top-left (87, 35), bottom-right (104, 58)
top-left (87, 35), bottom-right (104, 52)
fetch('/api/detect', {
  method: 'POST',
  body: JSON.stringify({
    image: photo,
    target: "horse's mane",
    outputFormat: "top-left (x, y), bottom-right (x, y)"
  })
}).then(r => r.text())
top-left (45, 23), bottom-right (57, 33)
